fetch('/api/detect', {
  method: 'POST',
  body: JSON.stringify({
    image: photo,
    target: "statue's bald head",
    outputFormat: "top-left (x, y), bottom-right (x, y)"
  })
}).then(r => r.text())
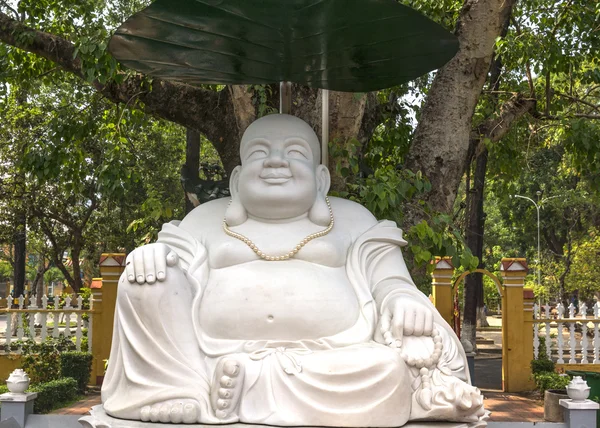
top-left (240, 114), bottom-right (321, 167)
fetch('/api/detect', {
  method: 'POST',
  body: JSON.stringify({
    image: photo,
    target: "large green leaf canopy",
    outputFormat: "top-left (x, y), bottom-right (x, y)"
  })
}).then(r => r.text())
top-left (109, 0), bottom-right (459, 92)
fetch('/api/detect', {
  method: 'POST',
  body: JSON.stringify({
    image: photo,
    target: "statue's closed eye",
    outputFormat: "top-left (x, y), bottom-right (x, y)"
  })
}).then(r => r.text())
top-left (247, 149), bottom-right (268, 159)
top-left (287, 149), bottom-right (308, 159)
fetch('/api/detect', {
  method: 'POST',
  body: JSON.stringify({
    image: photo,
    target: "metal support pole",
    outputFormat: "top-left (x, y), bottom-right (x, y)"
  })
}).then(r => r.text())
top-left (279, 81), bottom-right (292, 114)
top-left (321, 89), bottom-right (329, 166)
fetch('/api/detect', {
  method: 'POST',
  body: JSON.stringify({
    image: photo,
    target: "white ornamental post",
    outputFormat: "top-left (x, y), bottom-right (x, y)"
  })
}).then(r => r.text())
top-left (0, 369), bottom-right (37, 427)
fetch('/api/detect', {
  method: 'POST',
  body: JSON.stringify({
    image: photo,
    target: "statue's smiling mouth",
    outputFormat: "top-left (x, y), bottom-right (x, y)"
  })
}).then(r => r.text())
top-left (260, 171), bottom-right (292, 184)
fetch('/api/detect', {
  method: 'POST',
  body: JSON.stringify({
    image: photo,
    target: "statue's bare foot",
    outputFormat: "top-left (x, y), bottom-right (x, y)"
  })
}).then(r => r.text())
top-left (140, 399), bottom-right (201, 424)
top-left (211, 358), bottom-right (244, 420)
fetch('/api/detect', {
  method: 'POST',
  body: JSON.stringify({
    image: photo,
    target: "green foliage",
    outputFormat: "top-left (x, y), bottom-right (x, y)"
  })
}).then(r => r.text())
top-left (531, 345), bottom-right (556, 375)
top-left (564, 229), bottom-right (600, 303)
top-left (249, 85), bottom-right (277, 118)
top-left (19, 336), bottom-right (76, 384)
top-left (533, 372), bottom-right (570, 393)
top-left (0, 260), bottom-right (11, 281)
top-left (530, 338), bottom-right (568, 392)
top-left (330, 138), bottom-right (479, 276)
top-left (28, 377), bottom-right (79, 414)
top-left (60, 351), bottom-right (93, 393)
top-left (44, 267), bottom-right (65, 286)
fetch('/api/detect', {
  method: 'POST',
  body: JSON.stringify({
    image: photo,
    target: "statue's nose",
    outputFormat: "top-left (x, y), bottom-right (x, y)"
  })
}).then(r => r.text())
top-left (263, 152), bottom-right (289, 168)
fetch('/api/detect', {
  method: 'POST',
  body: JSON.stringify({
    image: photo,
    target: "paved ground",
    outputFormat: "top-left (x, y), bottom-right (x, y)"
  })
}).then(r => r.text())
top-left (51, 394), bottom-right (102, 416)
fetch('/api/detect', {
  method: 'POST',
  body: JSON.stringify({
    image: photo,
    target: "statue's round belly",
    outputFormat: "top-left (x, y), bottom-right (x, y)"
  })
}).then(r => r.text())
top-left (199, 260), bottom-right (360, 341)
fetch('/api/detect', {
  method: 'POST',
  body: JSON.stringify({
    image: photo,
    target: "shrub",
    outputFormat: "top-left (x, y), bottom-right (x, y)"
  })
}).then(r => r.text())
top-left (28, 377), bottom-right (78, 414)
top-left (531, 337), bottom-right (556, 376)
top-left (60, 351), bottom-right (93, 393)
top-left (20, 336), bottom-right (76, 383)
top-left (533, 372), bottom-right (570, 392)
top-left (531, 357), bottom-right (555, 374)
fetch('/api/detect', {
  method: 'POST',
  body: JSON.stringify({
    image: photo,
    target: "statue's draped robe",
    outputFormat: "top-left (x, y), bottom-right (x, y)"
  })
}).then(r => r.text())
top-left (102, 220), bottom-right (473, 425)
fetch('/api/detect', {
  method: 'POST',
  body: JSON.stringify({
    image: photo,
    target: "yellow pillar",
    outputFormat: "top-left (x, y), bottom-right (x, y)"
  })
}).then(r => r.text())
top-left (500, 258), bottom-right (535, 392)
top-left (91, 253), bottom-right (125, 386)
top-left (431, 257), bottom-right (454, 327)
top-left (523, 287), bottom-right (535, 376)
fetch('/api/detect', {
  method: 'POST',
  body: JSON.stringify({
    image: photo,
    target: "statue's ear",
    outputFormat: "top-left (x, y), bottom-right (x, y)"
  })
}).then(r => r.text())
top-left (316, 164), bottom-right (331, 197)
top-left (308, 165), bottom-right (332, 227)
top-left (225, 166), bottom-right (247, 226)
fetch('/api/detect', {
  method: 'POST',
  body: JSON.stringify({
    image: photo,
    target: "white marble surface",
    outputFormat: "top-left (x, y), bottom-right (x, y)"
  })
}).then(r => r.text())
top-left (101, 115), bottom-right (487, 427)
top-left (559, 398), bottom-right (600, 410)
top-left (81, 406), bottom-right (473, 428)
top-left (0, 392), bottom-right (38, 403)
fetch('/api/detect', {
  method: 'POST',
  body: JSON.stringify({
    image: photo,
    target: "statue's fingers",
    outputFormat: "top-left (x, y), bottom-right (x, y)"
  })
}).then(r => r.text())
top-left (133, 250), bottom-right (146, 284)
top-left (125, 254), bottom-right (135, 283)
top-left (143, 247), bottom-right (157, 284)
top-left (413, 310), bottom-right (425, 337)
top-left (424, 312), bottom-right (434, 336)
top-left (392, 305), bottom-right (404, 346)
top-left (380, 306), bottom-right (392, 334)
top-left (375, 308), bottom-right (391, 344)
top-left (166, 251), bottom-right (179, 267)
top-left (155, 245), bottom-right (168, 282)
top-left (403, 306), bottom-right (416, 337)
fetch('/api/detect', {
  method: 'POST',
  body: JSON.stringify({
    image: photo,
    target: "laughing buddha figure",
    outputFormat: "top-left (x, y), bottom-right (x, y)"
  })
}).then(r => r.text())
top-left (102, 114), bottom-right (487, 427)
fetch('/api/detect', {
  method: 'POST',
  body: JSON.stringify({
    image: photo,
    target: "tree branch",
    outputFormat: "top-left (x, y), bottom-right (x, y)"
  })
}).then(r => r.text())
top-left (511, 17), bottom-right (535, 97)
top-left (556, 92), bottom-right (600, 114)
top-left (573, 113), bottom-right (600, 120)
top-left (0, 12), bottom-right (235, 146)
top-left (0, 2), bottom-right (19, 21)
top-left (471, 93), bottom-right (537, 155)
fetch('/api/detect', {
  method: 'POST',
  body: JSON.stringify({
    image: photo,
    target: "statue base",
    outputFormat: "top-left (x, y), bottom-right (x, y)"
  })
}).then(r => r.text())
top-left (79, 406), bottom-right (475, 428)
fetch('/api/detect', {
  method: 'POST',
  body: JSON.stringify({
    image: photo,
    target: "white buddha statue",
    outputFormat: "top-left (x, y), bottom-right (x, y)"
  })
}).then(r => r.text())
top-left (101, 114), bottom-right (486, 427)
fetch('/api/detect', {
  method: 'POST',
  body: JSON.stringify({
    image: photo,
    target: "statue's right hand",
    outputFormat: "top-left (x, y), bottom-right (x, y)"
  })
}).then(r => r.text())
top-left (125, 243), bottom-right (179, 285)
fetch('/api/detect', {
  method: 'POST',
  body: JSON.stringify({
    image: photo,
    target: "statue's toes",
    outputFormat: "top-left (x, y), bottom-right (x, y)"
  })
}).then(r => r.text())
top-left (182, 402), bottom-right (200, 424)
top-left (159, 404), bottom-right (172, 423)
top-left (223, 360), bottom-right (241, 376)
top-left (220, 375), bottom-right (236, 388)
top-left (211, 358), bottom-right (245, 420)
top-left (219, 388), bottom-right (233, 399)
top-left (150, 405), bottom-right (162, 422)
top-left (217, 399), bottom-right (230, 410)
top-left (170, 402), bottom-right (184, 424)
top-left (140, 406), bottom-right (151, 422)
top-left (139, 400), bottom-right (201, 424)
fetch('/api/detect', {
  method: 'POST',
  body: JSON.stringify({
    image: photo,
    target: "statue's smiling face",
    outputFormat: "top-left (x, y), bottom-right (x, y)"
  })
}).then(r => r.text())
top-left (237, 115), bottom-right (321, 220)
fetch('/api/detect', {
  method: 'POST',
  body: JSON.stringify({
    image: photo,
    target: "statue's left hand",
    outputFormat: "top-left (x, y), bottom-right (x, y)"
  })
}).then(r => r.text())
top-left (378, 297), bottom-right (434, 346)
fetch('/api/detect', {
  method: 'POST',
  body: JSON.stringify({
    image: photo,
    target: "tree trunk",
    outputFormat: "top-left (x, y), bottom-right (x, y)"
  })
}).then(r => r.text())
top-left (184, 129), bottom-right (201, 213)
top-left (463, 147), bottom-right (489, 349)
top-left (70, 244), bottom-right (83, 294)
top-left (320, 91), bottom-right (369, 192)
top-left (12, 212), bottom-right (26, 300)
top-left (54, 253), bottom-right (76, 295)
top-left (33, 256), bottom-right (47, 306)
top-left (35, 271), bottom-right (44, 306)
top-left (405, 0), bottom-right (517, 217)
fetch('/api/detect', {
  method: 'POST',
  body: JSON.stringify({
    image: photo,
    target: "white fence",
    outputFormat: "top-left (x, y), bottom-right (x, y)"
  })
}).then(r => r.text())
top-left (1, 294), bottom-right (93, 353)
top-left (533, 302), bottom-right (600, 364)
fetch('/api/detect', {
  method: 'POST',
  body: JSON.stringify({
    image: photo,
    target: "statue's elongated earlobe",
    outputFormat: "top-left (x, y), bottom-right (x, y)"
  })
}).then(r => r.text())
top-left (225, 166), bottom-right (248, 226)
top-left (308, 165), bottom-right (332, 226)
top-left (308, 197), bottom-right (331, 226)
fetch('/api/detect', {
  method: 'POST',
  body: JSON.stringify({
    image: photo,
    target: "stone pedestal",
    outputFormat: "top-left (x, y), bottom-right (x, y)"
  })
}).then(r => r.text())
top-left (0, 392), bottom-right (37, 427)
top-left (560, 398), bottom-right (599, 428)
